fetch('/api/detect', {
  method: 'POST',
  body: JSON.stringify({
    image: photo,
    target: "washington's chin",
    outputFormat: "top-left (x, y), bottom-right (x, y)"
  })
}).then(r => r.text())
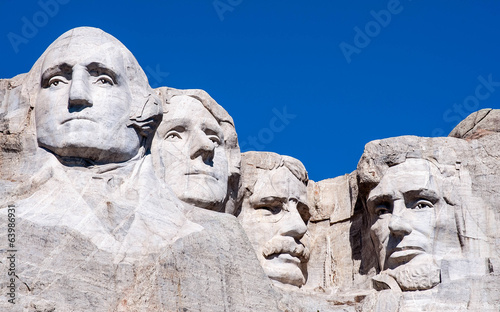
top-left (37, 126), bottom-right (141, 163)
top-left (38, 139), bottom-right (140, 163)
top-left (184, 173), bottom-right (224, 185)
top-left (262, 255), bottom-right (306, 288)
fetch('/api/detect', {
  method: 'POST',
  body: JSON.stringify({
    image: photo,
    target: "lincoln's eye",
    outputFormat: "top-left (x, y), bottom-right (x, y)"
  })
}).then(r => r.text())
top-left (373, 202), bottom-right (391, 217)
top-left (376, 206), bottom-right (390, 216)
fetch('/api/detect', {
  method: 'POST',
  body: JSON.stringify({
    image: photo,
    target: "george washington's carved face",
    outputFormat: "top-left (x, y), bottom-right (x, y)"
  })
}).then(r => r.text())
top-left (35, 37), bottom-right (141, 163)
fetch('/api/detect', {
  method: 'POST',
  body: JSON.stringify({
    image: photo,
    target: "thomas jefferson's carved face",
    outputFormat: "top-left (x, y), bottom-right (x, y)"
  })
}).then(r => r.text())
top-left (238, 166), bottom-right (309, 288)
top-left (35, 40), bottom-right (140, 163)
top-left (155, 95), bottom-right (229, 209)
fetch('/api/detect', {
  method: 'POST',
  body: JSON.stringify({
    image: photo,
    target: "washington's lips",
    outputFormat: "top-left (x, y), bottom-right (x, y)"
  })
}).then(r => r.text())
top-left (61, 116), bottom-right (95, 124)
top-left (185, 169), bottom-right (218, 180)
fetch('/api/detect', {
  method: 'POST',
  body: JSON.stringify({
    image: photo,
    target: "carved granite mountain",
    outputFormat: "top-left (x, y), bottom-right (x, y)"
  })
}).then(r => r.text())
top-left (0, 27), bottom-right (281, 312)
top-left (1, 27), bottom-right (499, 311)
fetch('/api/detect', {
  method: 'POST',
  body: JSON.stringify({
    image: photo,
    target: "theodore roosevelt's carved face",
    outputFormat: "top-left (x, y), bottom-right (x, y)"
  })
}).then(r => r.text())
top-left (154, 95), bottom-right (229, 209)
top-left (238, 165), bottom-right (309, 288)
top-left (35, 38), bottom-right (140, 163)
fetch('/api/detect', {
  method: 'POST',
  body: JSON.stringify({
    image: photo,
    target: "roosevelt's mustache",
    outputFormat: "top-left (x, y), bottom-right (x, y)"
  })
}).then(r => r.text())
top-left (262, 236), bottom-right (310, 262)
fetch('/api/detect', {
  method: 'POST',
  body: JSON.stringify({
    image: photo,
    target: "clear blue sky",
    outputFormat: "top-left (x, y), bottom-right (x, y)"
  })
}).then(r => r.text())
top-left (1, 1), bottom-right (499, 181)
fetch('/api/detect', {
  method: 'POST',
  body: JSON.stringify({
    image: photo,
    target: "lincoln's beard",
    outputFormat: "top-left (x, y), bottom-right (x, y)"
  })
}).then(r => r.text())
top-left (388, 255), bottom-right (441, 291)
top-left (372, 254), bottom-right (441, 291)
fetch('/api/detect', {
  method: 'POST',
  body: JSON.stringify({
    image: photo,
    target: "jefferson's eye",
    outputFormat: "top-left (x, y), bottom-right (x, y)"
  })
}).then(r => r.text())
top-left (165, 132), bottom-right (182, 140)
top-left (208, 135), bottom-right (221, 147)
top-left (413, 200), bottom-right (433, 210)
top-left (164, 126), bottom-right (185, 141)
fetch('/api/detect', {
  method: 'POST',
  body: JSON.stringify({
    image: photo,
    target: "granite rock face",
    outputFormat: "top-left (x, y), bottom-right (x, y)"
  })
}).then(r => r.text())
top-left (1, 26), bottom-right (499, 311)
top-left (449, 108), bottom-right (500, 140)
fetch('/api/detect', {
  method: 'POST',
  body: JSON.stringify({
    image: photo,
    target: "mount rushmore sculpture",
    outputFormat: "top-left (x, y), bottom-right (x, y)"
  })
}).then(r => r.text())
top-left (0, 27), bottom-right (499, 311)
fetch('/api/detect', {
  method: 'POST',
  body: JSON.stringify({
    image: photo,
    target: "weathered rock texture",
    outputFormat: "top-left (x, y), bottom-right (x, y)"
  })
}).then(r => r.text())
top-left (449, 108), bottom-right (500, 140)
top-left (1, 27), bottom-right (499, 311)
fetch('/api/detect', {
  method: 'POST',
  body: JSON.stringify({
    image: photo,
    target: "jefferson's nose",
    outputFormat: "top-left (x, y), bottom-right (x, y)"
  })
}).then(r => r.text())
top-left (68, 67), bottom-right (93, 110)
top-left (190, 132), bottom-right (215, 163)
top-left (279, 201), bottom-right (307, 239)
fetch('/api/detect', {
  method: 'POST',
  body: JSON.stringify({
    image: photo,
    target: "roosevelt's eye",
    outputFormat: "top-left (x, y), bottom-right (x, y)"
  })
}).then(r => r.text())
top-left (256, 205), bottom-right (283, 216)
top-left (95, 75), bottom-right (114, 86)
top-left (412, 200), bottom-right (433, 210)
top-left (48, 76), bottom-right (68, 88)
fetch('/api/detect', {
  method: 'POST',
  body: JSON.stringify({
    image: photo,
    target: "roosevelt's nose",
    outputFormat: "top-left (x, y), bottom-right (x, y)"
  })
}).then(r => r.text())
top-left (190, 131), bottom-right (215, 163)
top-left (279, 201), bottom-right (307, 239)
top-left (68, 67), bottom-right (93, 111)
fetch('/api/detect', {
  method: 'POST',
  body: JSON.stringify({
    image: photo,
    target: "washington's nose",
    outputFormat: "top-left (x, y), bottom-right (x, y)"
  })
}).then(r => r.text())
top-left (279, 202), bottom-right (307, 239)
top-left (190, 132), bottom-right (215, 163)
top-left (388, 215), bottom-right (412, 237)
top-left (68, 67), bottom-right (93, 110)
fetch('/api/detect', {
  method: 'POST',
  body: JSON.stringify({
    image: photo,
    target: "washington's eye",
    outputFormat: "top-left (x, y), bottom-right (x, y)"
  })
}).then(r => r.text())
top-left (413, 200), bottom-right (433, 210)
top-left (48, 77), bottom-right (67, 88)
top-left (95, 75), bottom-right (114, 85)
